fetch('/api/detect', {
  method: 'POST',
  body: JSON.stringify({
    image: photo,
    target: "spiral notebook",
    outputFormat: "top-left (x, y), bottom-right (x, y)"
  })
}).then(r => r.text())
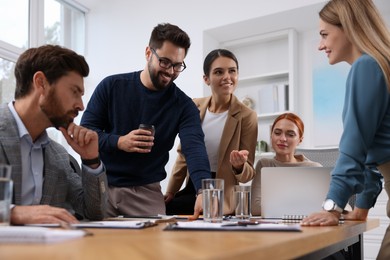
top-left (260, 167), bottom-right (332, 220)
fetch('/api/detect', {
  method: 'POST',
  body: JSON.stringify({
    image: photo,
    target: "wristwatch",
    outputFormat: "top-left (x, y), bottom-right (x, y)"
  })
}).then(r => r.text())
top-left (322, 199), bottom-right (343, 213)
top-left (81, 157), bottom-right (100, 166)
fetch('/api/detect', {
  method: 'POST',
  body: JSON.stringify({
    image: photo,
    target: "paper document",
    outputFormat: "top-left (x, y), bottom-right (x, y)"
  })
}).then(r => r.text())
top-left (74, 220), bottom-right (157, 228)
top-left (164, 220), bottom-right (301, 232)
top-left (28, 220), bottom-right (157, 229)
top-left (108, 215), bottom-right (178, 223)
top-left (0, 226), bottom-right (86, 244)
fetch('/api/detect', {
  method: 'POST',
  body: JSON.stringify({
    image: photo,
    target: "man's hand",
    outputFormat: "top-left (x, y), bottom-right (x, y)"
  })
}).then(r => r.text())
top-left (60, 122), bottom-right (99, 160)
top-left (188, 194), bottom-right (203, 220)
top-left (11, 205), bottom-right (79, 225)
top-left (117, 129), bottom-right (154, 153)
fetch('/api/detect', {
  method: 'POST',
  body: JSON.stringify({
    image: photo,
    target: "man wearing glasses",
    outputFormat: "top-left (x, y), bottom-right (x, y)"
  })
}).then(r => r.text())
top-left (81, 23), bottom-right (211, 219)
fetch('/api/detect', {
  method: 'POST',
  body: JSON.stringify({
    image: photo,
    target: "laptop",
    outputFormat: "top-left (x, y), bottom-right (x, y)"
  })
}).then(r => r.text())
top-left (260, 167), bottom-right (332, 219)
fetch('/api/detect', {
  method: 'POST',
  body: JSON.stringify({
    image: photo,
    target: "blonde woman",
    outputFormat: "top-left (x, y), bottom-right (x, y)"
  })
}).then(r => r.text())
top-left (301, 1), bottom-right (390, 258)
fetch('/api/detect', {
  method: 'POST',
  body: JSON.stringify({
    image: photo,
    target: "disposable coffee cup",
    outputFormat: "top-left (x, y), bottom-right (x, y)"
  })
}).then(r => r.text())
top-left (139, 124), bottom-right (155, 136)
top-left (139, 124), bottom-right (155, 150)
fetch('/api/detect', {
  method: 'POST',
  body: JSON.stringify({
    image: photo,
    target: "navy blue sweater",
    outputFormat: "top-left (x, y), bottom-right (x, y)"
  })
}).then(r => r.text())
top-left (81, 71), bottom-right (211, 190)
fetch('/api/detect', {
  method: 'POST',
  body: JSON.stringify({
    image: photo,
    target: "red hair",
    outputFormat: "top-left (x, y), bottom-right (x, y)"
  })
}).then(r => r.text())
top-left (271, 112), bottom-right (304, 138)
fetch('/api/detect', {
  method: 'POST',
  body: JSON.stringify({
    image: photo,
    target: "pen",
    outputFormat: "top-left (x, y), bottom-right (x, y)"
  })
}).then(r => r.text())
top-left (121, 215), bottom-right (163, 219)
top-left (221, 221), bottom-right (260, 227)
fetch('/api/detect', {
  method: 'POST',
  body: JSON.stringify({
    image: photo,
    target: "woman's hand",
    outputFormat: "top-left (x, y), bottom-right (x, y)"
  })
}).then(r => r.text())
top-left (301, 211), bottom-right (340, 226)
top-left (342, 207), bottom-right (368, 221)
top-left (230, 150), bottom-right (249, 173)
top-left (164, 192), bottom-right (174, 204)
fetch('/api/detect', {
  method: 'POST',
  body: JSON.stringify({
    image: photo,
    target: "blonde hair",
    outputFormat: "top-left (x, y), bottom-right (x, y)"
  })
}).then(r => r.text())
top-left (320, 0), bottom-right (390, 90)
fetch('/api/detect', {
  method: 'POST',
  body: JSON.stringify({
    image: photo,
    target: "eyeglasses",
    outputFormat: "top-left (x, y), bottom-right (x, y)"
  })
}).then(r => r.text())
top-left (150, 48), bottom-right (186, 72)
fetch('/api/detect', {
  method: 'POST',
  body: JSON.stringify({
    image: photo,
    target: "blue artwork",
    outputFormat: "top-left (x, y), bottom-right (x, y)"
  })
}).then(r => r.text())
top-left (312, 51), bottom-right (350, 147)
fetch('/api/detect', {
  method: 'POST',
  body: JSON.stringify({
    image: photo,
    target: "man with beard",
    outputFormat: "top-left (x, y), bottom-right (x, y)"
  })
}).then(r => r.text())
top-left (81, 23), bottom-right (211, 218)
top-left (0, 45), bottom-right (108, 224)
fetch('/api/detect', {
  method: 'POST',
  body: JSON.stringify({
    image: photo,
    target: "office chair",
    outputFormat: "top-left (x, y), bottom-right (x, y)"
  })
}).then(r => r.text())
top-left (295, 147), bottom-right (339, 167)
top-left (295, 146), bottom-right (356, 209)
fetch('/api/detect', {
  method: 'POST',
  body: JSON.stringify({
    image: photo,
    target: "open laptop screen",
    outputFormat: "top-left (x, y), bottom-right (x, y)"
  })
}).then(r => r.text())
top-left (260, 167), bottom-right (332, 219)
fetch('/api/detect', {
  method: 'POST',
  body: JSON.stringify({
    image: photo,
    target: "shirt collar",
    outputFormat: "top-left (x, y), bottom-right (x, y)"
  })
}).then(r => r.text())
top-left (8, 101), bottom-right (50, 146)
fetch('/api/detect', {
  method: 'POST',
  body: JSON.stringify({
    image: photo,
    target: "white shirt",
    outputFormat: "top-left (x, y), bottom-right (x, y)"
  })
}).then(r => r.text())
top-left (8, 102), bottom-right (49, 205)
top-left (202, 109), bottom-right (228, 172)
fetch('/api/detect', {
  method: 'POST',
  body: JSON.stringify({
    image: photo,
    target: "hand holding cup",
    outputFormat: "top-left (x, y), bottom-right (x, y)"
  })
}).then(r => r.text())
top-left (138, 124), bottom-right (155, 150)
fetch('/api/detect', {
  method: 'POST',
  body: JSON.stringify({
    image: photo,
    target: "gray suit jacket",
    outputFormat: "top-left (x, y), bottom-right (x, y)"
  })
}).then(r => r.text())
top-left (0, 104), bottom-right (108, 220)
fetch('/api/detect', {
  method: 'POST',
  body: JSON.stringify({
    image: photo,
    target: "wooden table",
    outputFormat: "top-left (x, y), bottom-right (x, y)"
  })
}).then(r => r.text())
top-left (0, 219), bottom-right (379, 260)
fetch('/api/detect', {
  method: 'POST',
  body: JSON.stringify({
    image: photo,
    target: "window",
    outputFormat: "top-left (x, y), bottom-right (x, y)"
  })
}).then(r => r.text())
top-left (44, 0), bottom-right (86, 53)
top-left (0, 0), bottom-right (87, 104)
top-left (0, 0), bottom-right (29, 49)
top-left (0, 57), bottom-right (16, 104)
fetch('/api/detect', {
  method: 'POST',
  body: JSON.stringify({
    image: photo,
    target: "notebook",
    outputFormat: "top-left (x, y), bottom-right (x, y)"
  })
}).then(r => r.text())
top-left (260, 167), bottom-right (332, 220)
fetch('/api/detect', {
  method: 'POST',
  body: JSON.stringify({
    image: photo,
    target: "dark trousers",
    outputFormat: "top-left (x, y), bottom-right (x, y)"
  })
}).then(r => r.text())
top-left (166, 181), bottom-right (196, 215)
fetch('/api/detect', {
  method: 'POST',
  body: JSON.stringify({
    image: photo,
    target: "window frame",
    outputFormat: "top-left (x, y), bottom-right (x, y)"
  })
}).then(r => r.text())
top-left (0, 0), bottom-right (88, 62)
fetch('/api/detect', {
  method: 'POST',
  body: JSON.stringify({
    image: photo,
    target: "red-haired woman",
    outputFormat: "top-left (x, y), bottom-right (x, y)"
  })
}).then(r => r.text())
top-left (251, 113), bottom-right (322, 215)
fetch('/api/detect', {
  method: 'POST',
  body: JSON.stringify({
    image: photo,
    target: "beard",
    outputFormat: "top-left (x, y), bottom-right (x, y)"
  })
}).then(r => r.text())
top-left (40, 88), bottom-right (78, 129)
top-left (147, 61), bottom-right (176, 91)
top-left (48, 112), bottom-right (76, 130)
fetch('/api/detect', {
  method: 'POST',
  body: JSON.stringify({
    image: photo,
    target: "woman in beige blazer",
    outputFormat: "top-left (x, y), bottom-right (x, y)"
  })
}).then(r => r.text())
top-left (164, 49), bottom-right (258, 215)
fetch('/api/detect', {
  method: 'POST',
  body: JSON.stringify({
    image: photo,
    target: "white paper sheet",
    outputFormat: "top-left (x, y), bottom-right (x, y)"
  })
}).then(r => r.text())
top-left (27, 220), bottom-right (157, 229)
top-left (164, 220), bottom-right (301, 232)
top-left (0, 226), bottom-right (86, 243)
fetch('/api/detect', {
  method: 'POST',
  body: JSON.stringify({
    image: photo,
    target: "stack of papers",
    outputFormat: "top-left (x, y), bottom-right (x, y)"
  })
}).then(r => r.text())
top-left (164, 220), bottom-right (302, 232)
top-left (0, 226), bottom-right (86, 244)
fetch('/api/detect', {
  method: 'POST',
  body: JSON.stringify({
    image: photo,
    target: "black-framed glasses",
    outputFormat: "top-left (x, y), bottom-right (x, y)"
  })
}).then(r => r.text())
top-left (150, 48), bottom-right (186, 72)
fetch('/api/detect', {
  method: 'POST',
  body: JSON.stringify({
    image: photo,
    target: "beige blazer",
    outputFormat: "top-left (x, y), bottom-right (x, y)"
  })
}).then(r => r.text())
top-left (167, 95), bottom-right (258, 214)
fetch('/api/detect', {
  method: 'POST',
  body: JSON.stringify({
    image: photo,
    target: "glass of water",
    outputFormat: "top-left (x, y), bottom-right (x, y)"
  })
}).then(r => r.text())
top-left (234, 185), bottom-right (251, 219)
top-left (202, 178), bottom-right (224, 223)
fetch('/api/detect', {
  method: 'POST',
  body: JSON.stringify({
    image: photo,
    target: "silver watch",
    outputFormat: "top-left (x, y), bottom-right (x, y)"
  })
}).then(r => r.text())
top-left (322, 199), bottom-right (343, 213)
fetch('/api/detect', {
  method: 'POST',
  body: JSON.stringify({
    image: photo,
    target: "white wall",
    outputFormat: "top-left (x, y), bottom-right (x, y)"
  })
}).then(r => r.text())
top-left (79, 0), bottom-right (328, 100)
